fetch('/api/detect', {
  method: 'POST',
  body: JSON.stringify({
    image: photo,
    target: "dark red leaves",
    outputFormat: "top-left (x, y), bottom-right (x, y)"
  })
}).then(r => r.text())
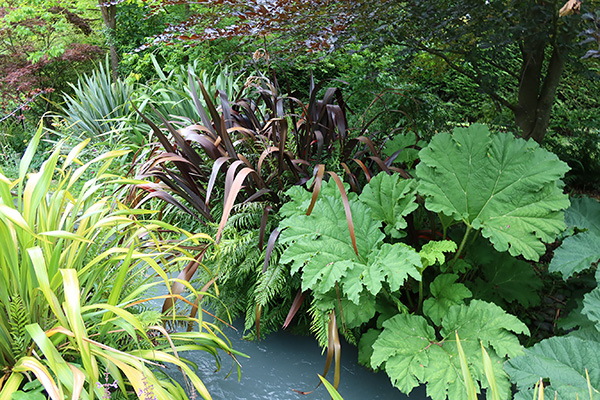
top-left (140, 0), bottom-right (355, 53)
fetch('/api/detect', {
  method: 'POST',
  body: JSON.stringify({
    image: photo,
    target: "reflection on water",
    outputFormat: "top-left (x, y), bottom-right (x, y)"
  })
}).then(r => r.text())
top-left (166, 321), bottom-right (428, 400)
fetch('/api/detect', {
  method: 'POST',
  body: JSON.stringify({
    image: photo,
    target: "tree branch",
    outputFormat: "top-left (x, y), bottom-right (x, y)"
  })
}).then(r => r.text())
top-left (416, 44), bottom-right (517, 112)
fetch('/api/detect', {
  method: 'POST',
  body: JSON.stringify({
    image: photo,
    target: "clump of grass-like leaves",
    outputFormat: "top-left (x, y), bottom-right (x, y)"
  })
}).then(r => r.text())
top-left (0, 123), bottom-right (243, 399)
top-left (62, 59), bottom-right (136, 144)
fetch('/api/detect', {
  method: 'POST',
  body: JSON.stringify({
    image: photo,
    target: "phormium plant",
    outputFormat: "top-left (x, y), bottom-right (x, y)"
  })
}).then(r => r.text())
top-left (0, 124), bottom-right (243, 399)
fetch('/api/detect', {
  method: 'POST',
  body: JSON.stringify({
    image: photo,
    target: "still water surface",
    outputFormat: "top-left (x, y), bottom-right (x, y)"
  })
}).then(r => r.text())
top-left (166, 321), bottom-right (429, 400)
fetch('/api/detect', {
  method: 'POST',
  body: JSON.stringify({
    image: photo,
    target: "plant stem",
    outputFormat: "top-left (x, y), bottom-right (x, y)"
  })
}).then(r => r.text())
top-left (405, 287), bottom-right (414, 309)
top-left (417, 276), bottom-right (424, 314)
top-left (451, 225), bottom-right (473, 267)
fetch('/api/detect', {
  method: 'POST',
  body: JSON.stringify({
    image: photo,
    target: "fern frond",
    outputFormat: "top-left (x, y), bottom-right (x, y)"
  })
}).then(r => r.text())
top-left (254, 245), bottom-right (286, 306)
top-left (9, 294), bottom-right (29, 358)
top-left (309, 302), bottom-right (329, 349)
top-left (227, 202), bottom-right (265, 231)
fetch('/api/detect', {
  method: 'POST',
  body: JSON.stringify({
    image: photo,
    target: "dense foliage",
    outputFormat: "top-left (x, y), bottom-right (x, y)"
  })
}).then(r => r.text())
top-left (1, 0), bottom-right (600, 399)
top-left (0, 126), bottom-right (241, 399)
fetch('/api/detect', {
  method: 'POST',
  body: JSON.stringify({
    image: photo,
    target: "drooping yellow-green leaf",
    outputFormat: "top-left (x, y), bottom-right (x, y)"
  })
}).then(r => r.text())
top-left (416, 124), bottom-right (570, 261)
top-left (456, 331), bottom-right (477, 400)
top-left (12, 357), bottom-right (62, 400)
top-left (318, 374), bottom-right (345, 400)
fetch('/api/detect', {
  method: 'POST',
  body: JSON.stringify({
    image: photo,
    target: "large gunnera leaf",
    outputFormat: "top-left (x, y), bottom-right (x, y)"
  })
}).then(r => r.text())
top-left (550, 231), bottom-right (600, 279)
top-left (372, 300), bottom-right (529, 400)
top-left (466, 241), bottom-right (543, 308)
top-left (505, 336), bottom-right (600, 400)
top-left (416, 124), bottom-right (570, 261)
top-left (564, 196), bottom-right (600, 232)
top-left (279, 195), bottom-right (384, 294)
top-left (359, 172), bottom-right (418, 238)
top-left (583, 286), bottom-right (600, 331)
top-left (550, 196), bottom-right (600, 279)
top-left (279, 190), bottom-right (421, 306)
top-left (423, 273), bottom-right (472, 324)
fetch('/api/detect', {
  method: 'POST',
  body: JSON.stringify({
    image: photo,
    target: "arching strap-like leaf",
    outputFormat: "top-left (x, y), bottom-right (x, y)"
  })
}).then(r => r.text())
top-left (326, 104), bottom-right (347, 140)
top-left (197, 79), bottom-right (237, 160)
top-left (12, 357), bottom-right (61, 400)
top-left (151, 105), bottom-right (204, 169)
top-left (257, 146), bottom-right (280, 177)
top-left (292, 310), bottom-right (341, 395)
top-left (367, 156), bottom-right (391, 174)
top-left (216, 167), bottom-right (262, 243)
top-left (276, 119), bottom-right (289, 188)
top-left (282, 289), bottom-right (306, 330)
top-left (255, 303), bottom-right (263, 341)
top-left (314, 129), bottom-right (324, 162)
top-left (242, 188), bottom-right (271, 204)
top-left (354, 136), bottom-right (379, 157)
top-left (353, 159), bottom-right (372, 181)
top-left (340, 162), bottom-right (359, 193)
top-left (327, 310), bottom-right (341, 390)
top-left (258, 207), bottom-right (272, 252)
top-left (262, 228), bottom-right (281, 274)
top-left (0, 372), bottom-right (23, 399)
top-left (205, 156), bottom-right (232, 206)
top-left (306, 164), bottom-right (325, 216)
top-left (224, 160), bottom-right (246, 202)
top-left (179, 127), bottom-right (222, 159)
top-left (219, 90), bottom-right (233, 129)
top-left (130, 101), bottom-right (174, 154)
top-left (188, 69), bottom-right (217, 139)
top-left (389, 166), bottom-right (412, 180)
top-left (318, 375), bottom-right (344, 400)
top-left (135, 187), bottom-right (208, 222)
top-left (162, 248), bottom-right (208, 314)
top-left (328, 171), bottom-right (358, 256)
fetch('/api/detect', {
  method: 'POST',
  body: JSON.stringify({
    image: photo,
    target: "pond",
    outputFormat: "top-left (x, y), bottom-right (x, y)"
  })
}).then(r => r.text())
top-left (164, 319), bottom-right (430, 400)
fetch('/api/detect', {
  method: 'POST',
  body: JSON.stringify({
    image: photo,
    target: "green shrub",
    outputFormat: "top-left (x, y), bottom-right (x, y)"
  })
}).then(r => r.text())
top-left (61, 60), bottom-right (139, 145)
top-left (275, 124), bottom-right (569, 399)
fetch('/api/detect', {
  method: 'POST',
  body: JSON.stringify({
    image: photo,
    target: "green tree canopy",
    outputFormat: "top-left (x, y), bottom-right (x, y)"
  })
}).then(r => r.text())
top-left (140, 0), bottom-right (599, 143)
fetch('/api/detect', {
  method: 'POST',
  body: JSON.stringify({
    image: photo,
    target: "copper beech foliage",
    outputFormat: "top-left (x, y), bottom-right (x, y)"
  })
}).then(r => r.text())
top-left (131, 0), bottom-right (365, 53)
top-left (127, 0), bottom-right (598, 145)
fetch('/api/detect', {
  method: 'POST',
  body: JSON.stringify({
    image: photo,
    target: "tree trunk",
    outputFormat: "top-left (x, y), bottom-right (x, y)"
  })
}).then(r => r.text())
top-left (513, 44), bottom-right (565, 144)
top-left (99, 3), bottom-right (118, 80)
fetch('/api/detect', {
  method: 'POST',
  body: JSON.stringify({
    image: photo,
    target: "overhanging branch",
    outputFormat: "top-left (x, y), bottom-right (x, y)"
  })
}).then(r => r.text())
top-left (415, 44), bottom-right (517, 112)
